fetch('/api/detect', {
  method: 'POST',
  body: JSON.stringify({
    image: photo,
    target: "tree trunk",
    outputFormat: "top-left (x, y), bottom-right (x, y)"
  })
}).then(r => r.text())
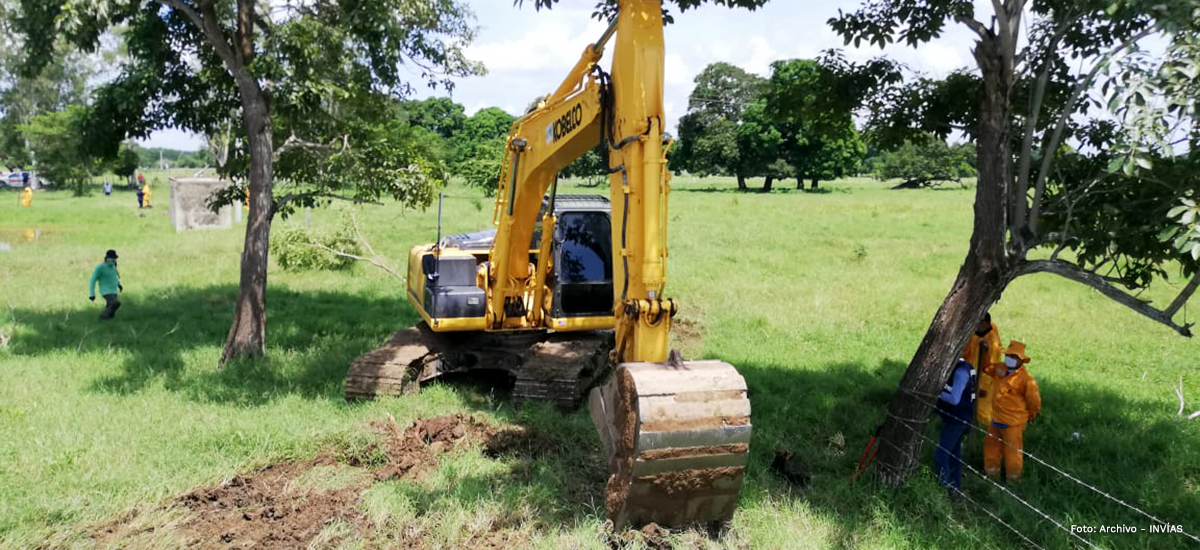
top-left (809, 177), bottom-right (819, 190)
top-left (220, 88), bottom-right (274, 364)
top-left (796, 176), bottom-right (804, 190)
top-left (762, 176), bottom-right (774, 192)
top-left (874, 34), bottom-right (1015, 485)
top-left (736, 173), bottom-right (747, 191)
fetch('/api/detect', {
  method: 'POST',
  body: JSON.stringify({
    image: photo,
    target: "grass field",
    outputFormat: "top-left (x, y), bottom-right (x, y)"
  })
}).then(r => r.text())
top-left (1, 174), bottom-right (1198, 549)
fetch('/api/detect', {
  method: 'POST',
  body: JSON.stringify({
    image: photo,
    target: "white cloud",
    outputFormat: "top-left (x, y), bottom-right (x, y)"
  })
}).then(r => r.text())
top-left (465, 9), bottom-right (606, 74)
top-left (664, 54), bottom-right (690, 86)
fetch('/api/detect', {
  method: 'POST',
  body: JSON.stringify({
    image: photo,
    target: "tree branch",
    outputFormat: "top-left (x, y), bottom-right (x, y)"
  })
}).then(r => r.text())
top-left (1019, 259), bottom-right (1194, 336)
top-left (1171, 377), bottom-right (1200, 422)
top-left (303, 241), bottom-right (405, 282)
top-left (955, 15), bottom-right (992, 41)
top-left (1164, 274), bottom-right (1200, 318)
top-left (272, 191), bottom-right (383, 216)
top-left (299, 211), bottom-right (403, 282)
top-left (273, 134), bottom-right (345, 162)
top-left (1028, 28), bottom-right (1156, 237)
top-left (150, 0), bottom-right (241, 75)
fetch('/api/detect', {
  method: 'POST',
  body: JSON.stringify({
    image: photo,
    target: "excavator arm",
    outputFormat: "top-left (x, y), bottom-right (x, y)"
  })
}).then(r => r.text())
top-left (348, 0), bottom-right (752, 529)
top-left (485, 0), bottom-right (753, 528)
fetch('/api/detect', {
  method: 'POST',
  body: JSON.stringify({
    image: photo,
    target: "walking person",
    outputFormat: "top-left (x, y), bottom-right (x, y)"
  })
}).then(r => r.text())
top-left (142, 181), bottom-right (152, 208)
top-left (21, 185), bottom-right (32, 207)
top-left (934, 358), bottom-right (976, 491)
top-left (88, 250), bottom-right (125, 320)
top-left (103, 182), bottom-right (112, 196)
top-left (983, 341), bottom-right (1041, 483)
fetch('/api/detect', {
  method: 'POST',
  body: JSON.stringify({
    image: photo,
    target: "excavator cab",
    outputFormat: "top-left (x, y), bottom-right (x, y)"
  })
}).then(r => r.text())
top-left (406, 194), bottom-right (614, 332)
top-left (546, 195), bottom-right (614, 320)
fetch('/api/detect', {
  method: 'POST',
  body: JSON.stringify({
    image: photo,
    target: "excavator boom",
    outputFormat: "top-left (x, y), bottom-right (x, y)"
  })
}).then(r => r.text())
top-left (346, 0), bottom-right (751, 529)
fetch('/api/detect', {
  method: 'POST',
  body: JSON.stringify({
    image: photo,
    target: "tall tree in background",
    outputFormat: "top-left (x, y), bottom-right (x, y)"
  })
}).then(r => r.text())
top-left (764, 57), bottom-right (880, 190)
top-left (831, 0), bottom-right (1200, 484)
top-left (0, 0), bottom-right (98, 173)
top-left (674, 62), bottom-right (765, 190)
top-left (18, 0), bottom-right (481, 363)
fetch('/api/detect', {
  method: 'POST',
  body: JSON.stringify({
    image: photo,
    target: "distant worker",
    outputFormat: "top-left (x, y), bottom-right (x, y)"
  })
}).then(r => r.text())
top-left (983, 341), bottom-right (1041, 483)
top-left (962, 312), bottom-right (1002, 426)
top-left (104, 182), bottom-right (113, 196)
top-left (88, 249), bottom-right (125, 320)
top-left (142, 181), bottom-right (152, 208)
top-left (137, 173), bottom-right (145, 187)
top-left (934, 358), bottom-right (976, 491)
top-left (136, 185), bottom-right (144, 208)
top-left (21, 185), bottom-right (32, 207)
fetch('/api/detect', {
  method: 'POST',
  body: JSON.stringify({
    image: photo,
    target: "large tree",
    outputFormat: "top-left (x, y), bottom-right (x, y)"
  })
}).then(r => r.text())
top-left (0, 0), bottom-right (98, 173)
top-left (763, 57), bottom-right (884, 190)
top-left (830, 0), bottom-right (1200, 483)
top-left (673, 62), bottom-right (765, 190)
top-left (19, 0), bottom-right (481, 362)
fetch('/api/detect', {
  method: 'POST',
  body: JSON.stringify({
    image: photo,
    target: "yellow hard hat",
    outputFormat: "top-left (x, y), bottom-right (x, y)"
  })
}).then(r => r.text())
top-left (1003, 341), bottom-right (1030, 364)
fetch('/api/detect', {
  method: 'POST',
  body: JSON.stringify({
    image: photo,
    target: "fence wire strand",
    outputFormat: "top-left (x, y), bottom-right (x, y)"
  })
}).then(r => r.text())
top-left (897, 388), bottom-right (1200, 545)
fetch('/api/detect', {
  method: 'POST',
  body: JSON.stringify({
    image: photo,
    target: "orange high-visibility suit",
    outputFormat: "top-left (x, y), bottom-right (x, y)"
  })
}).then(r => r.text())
top-left (983, 363), bottom-right (1040, 481)
top-left (962, 323), bottom-right (1003, 425)
top-left (21, 187), bottom-right (32, 207)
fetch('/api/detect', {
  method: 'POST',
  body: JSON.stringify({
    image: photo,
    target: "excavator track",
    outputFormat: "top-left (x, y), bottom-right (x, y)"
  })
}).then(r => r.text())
top-left (345, 323), bottom-right (612, 409)
top-left (589, 361), bottom-right (751, 527)
top-left (346, 326), bottom-right (752, 528)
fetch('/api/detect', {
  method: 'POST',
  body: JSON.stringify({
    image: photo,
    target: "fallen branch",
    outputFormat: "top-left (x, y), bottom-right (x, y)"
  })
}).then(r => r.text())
top-left (1171, 377), bottom-right (1200, 422)
top-left (1018, 259), bottom-right (1196, 337)
top-left (299, 211), bottom-right (404, 281)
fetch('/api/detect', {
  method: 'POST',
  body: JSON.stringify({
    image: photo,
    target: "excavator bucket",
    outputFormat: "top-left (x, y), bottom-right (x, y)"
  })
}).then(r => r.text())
top-left (589, 360), bottom-right (751, 528)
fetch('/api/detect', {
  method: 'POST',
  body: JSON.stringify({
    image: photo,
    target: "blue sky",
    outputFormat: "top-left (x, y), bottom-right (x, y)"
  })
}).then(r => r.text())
top-left (141, 0), bottom-right (982, 150)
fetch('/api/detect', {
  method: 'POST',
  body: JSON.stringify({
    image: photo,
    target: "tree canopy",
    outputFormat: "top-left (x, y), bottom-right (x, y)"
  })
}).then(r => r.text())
top-left (17, 0), bottom-right (483, 361)
top-left (830, 0), bottom-right (1200, 483)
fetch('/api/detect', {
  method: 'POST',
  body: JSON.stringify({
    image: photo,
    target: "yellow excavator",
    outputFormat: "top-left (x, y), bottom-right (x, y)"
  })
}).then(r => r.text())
top-left (346, 0), bottom-right (752, 528)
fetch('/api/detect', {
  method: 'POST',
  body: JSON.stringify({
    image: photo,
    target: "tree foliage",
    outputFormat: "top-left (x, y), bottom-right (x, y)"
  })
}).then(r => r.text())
top-left (830, 0), bottom-right (1200, 484)
top-left (20, 105), bottom-right (98, 194)
top-left (873, 138), bottom-right (975, 188)
top-left (763, 57), bottom-right (875, 189)
top-left (672, 62), bottom-right (768, 190)
top-left (17, 0), bottom-right (483, 362)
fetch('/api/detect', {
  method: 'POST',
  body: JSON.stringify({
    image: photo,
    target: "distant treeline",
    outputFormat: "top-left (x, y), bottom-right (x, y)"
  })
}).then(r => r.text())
top-left (135, 147), bottom-right (209, 169)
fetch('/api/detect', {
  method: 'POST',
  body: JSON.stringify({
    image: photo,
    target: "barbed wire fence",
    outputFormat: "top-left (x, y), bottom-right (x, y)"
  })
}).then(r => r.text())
top-left (897, 388), bottom-right (1200, 545)
top-left (860, 388), bottom-right (1200, 549)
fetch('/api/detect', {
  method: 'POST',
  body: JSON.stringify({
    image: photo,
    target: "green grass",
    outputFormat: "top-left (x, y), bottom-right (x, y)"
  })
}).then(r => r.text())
top-left (1, 174), bottom-right (1198, 549)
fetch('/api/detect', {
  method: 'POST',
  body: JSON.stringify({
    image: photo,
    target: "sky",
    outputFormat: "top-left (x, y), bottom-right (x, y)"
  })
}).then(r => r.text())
top-left (140, 0), bottom-right (983, 151)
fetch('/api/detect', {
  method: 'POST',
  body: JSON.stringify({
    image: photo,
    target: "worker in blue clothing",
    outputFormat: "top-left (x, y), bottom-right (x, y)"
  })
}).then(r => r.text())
top-left (88, 249), bottom-right (124, 320)
top-left (934, 358), bottom-right (977, 491)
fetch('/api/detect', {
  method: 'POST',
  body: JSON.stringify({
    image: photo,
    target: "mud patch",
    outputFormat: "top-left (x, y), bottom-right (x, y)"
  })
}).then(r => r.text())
top-left (79, 414), bottom-right (500, 550)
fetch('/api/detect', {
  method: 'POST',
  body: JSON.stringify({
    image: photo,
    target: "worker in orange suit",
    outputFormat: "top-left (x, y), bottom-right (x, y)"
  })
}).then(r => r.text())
top-left (141, 181), bottom-right (152, 208)
top-left (21, 185), bottom-right (32, 207)
top-left (962, 312), bottom-right (1003, 426)
top-left (983, 341), bottom-right (1041, 482)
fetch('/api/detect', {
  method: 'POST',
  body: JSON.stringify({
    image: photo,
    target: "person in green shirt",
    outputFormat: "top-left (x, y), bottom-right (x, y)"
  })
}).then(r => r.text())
top-left (88, 250), bottom-right (124, 320)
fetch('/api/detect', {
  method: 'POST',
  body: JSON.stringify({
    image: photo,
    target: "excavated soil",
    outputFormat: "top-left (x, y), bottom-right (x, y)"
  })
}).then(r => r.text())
top-left (69, 412), bottom-right (708, 549)
top-left (79, 414), bottom-right (498, 550)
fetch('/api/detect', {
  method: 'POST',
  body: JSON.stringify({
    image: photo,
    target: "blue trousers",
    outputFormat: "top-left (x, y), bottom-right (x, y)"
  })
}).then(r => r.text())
top-left (934, 416), bottom-right (970, 490)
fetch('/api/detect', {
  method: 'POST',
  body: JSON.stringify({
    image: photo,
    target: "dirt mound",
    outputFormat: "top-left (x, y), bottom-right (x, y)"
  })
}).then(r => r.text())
top-left (172, 455), bottom-right (369, 549)
top-left (79, 414), bottom-right (498, 550)
top-left (372, 413), bottom-right (493, 481)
